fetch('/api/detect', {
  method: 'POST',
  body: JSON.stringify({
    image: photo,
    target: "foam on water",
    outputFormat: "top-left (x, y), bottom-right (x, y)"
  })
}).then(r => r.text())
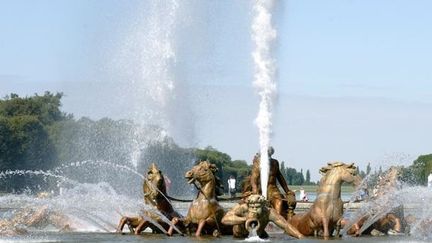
top-left (244, 228), bottom-right (270, 242)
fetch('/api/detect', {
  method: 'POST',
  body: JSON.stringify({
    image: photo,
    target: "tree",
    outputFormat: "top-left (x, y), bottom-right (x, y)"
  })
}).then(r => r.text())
top-left (305, 169), bottom-right (311, 185)
top-left (366, 162), bottom-right (372, 175)
top-left (0, 117), bottom-right (14, 171)
top-left (194, 146), bottom-right (250, 193)
top-left (284, 167), bottom-right (305, 185)
top-left (0, 116), bottom-right (57, 191)
top-left (280, 161), bottom-right (286, 178)
top-left (0, 93), bottom-right (65, 192)
top-left (0, 92), bottom-right (67, 125)
top-left (358, 167), bottom-right (366, 178)
top-left (401, 154), bottom-right (432, 185)
top-left (138, 138), bottom-right (195, 197)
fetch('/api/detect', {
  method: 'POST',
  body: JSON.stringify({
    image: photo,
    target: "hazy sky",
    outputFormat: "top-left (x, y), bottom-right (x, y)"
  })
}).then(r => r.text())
top-left (1, 0), bottom-right (431, 180)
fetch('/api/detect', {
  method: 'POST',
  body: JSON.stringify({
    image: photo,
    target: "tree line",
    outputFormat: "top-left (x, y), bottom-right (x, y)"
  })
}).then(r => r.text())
top-left (1, 92), bottom-right (431, 194)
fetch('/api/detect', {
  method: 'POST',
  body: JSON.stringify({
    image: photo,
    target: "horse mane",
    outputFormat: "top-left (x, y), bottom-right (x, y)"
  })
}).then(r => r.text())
top-left (373, 166), bottom-right (402, 193)
top-left (143, 163), bottom-right (167, 200)
top-left (159, 172), bottom-right (167, 195)
top-left (319, 161), bottom-right (357, 175)
top-left (384, 166), bottom-right (402, 179)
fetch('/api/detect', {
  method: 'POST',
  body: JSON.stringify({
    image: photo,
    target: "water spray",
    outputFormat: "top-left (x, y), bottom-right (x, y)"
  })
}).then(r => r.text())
top-left (252, 0), bottom-right (277, 199)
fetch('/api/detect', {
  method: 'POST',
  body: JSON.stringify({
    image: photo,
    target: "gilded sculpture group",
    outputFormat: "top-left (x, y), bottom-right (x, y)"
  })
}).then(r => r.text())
top-left (117, 147), bottom-right (408, 239)
top-left (0, 146), bottom-right (423, 238)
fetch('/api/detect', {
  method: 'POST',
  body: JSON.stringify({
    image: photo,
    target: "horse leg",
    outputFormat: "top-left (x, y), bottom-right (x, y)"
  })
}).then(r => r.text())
top-left (127, 220), bottom-right (135, 233)
top-left (134, 220), bottom-right (150, 235)
top-left (167, 217), bottom-right (180, 236)
top-left (322, 217), bottom-right (330, 239)
top-left (204, 217), bottom-right (221, 237)
top-left (195, 220), bottom-right (206, 237)
top-left (116, 216), bottom-right (128, 233)
top-left (387, 213), bottom-right (402, 233)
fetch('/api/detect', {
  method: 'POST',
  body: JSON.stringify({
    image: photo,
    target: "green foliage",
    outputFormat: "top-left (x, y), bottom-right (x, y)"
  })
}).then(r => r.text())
top-left (0, 92), bottom-right (67, 168)
top-left (194, 146), bottom-right (231, 168)
top-left (194, 146), bottom-right (250, 192)
top-left (281, 164), bottom-right (305, 186)
top-left (287, 168), bottom-right (304, 185)
top-left (305, 169), bottom-right (311, 184)
top-left (366, 162), bottom-right (372, 175)
top-left (138, 138), bottom-right (195, 196)
top-left (401, 154), bottom-right (432, 185)
top-left (0, 93), bottom-right (63, 192)
top-left (0, 117), bottom-right (14, 169)
top-left (279, 163), bottom-right (316, 186)
top-left (0, 92), bottom-right (67, 125)
top-left (49, 117), bottom-right (141, 166)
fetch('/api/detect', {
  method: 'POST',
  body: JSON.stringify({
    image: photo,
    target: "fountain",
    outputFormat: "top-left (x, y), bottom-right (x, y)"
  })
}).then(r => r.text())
top-left (0, 0), bottom-right (192, 239)
top-left (252, 0), bottom-right (278, 201)
top-left (341, 166), bottom-right (432, 240)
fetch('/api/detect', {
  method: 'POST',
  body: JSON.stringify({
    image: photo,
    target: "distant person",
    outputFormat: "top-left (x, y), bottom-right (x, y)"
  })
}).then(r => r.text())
top-left (359, 187), bottom-right (369, 201)
top-left (428, 172), bottom-right (432, 188)
top-left (299, 187), bottom-right (306, 201)
top-left (353, 186), bottom-right (369, 202)
top-left (228, 175), bottom-right (236, 198)
top-left (302, 192), bottom-right (309, 202)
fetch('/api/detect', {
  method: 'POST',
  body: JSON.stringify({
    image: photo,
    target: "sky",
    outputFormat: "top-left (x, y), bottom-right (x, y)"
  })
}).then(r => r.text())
top-left (1, 0), bottom-right (432, 181)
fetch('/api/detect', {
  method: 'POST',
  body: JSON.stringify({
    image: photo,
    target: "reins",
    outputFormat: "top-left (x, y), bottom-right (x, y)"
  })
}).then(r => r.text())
top-left (166, 195), bottom-right (243, 202)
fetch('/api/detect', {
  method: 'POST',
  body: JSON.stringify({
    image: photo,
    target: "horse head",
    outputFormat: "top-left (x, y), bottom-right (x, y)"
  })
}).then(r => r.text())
top-left (380, 166), bottom-right (402, 186)
top-left (319, 162), bottom-right (362, 186)
top-left (185, 161), bottom-right (223, 198)
top-left (143, 163), bottom-right (166, 205)
top-left (373, 166), bottom-right (402, 197)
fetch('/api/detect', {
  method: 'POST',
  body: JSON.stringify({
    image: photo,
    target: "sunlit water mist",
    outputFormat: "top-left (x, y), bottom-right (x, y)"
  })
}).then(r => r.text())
top-left (0, 169), bottom-right (143, 233)
top-left (252, 0), bottom-right (277, 199)
top-left (120, 0), bottom-right (177, 167)
top-left (1, 2), bottom-right (199, 235)
top-left (342, 176), bottom-right (432, 240)
top-left (112, 0), bottom-right (196, 151)
top-left (0, 161), bottom-right (186, 234)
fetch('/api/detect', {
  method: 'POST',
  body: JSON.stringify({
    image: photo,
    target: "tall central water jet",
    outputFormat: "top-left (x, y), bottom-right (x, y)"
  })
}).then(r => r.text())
top-left (252, 0), bottom-right (277, 199)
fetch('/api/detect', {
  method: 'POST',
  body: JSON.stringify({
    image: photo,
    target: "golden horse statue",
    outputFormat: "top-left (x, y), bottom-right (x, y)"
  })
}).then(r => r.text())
top-left (288, 162), bottom-right (361, 238)
top-left (168, 161), bottom-right (232, 237)
top-left (117, 163), bottom-right (182, 235)
top-left (341, 166), bottom-right (404, 236)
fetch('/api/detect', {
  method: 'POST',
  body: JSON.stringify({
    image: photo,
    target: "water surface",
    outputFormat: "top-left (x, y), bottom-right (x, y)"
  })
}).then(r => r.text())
top-left (0, 232), bottom-right (426, 243)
